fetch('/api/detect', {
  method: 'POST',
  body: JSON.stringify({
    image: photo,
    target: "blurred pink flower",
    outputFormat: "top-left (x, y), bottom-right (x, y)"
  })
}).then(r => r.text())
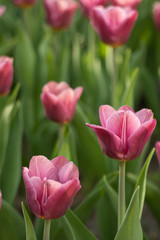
top-left (44, 0), bottom-right (79, 30)
top-left (41, 81), bottom-right (83, 124)
top-left (86, 105), bottom-right (156, 161)
top-left (0, 6), bottom-right (6, 18)
top-left (0, 56), bottom-right (14, 96)
top-left (0, 190), bottom-right (2, 210)
top-left (153, 2), bottom-right (160, 31)
top-left (80, 0), bottom-right (107, 17)
top-left (155, 141), bottom-right (160, 165)
top-left (23, 155), bottom-right (81, 219)
top-left (110, 0), bottom-right (142, 8)
top-left (90, 6), bottom-right (138, 47)
top-left (12, 0), bottom-right (37, 8)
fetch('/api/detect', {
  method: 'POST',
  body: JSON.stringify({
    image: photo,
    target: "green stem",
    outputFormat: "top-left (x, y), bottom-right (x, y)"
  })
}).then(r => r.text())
top-left (43, 219), bottom-right (51, 240)
top-left (112, 47), bottom-right (117, 108)
top-left (58, 124), bottom-right (64, 154)
top-left (118, 160), bottom-right (126, 229)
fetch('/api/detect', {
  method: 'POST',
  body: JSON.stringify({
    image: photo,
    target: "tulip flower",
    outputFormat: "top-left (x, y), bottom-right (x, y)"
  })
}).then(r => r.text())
top-left (0, 190), bottom-right (2, 210)
top-left (12, 0), bottom-right (37, 8)
top-left (111, 0), bottom-right (142, 8)
top-left (86, 105), bottom-right (156, 161)
top-left (0, 56), bottom-right (14, 96)
top-left (155, 141), bottom-right (160, 165)
top-left (41, 81), bottom-right (83, 124)
top-left (80, 0), bottom-right (107, 17)
top-left (44, 0), bottom-right (79, 30)
top-left (90, 6), bottom-right (138, 47)
top-left (0, 6), bottom-right (6, 18)
top-left (153, 2), bottom-right (160, 31)
top-left (23, 155), bottom-right (81, 219)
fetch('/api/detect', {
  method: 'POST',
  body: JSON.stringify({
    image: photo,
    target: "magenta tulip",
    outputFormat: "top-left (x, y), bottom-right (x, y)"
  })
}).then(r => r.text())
top-left (44, 0), bottom-right (79, 30)
top-left (86, 105), bottom-right (156, 161)
top-left (0, 190), bottom-right (2, 210)
top-left (12, 0), bottom-right (37, 8)
top-left (23, 155), bottom-right (81, 219)
top-left (41, 81), bottom-right (83, 124)
top-left (111, 0), bottom-right (142, 8)
top-left (90, 6), bottom-right (138, 47)
top-left (0, 6), bottom-right (6, 18)
top-left (155, 141), bottom-right (160, 165)
top-left (80, 0), bottom-right (107, 17)
top-left (153, 2), bottom-right (160, 31)
top-left (0, 56), bottom-right (13, 96)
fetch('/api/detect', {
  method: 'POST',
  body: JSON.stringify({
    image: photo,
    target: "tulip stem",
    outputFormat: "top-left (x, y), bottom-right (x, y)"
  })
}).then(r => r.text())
top-left (118, 160), bottom-right (126, 229)
top-left (58, 124), bottom-right (64, 154)
top-left (43, 219), bottom-right (51, 240)
top-left (112, 47), bottom-right (117, 108)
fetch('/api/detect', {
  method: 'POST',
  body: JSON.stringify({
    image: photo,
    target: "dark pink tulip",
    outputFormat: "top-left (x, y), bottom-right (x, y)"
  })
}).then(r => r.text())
top-left (0, 6), bottom-right (6, 18)
top-left (90, 6), bottom-right (138, 47)
top-left (12, 0), bottom-right (37, 8)
top-left (80, 0), bottom-right (107, 17)
top-left (41, 81), bottom-right (83, 124)
top-left (155, 141), bottom-right (160, 165)
top-left (0, 56), bottom-right (13, 96)
top-left (86, 105), bottom-right (157, 161)
top-left (44, 0), bottom-right (79, 30)
top-left (111, 0), bottom-right (142, 8)
top-left (153, 2), bottom-right (160, 31)
top-left (0, 190), bottom-right (2, 210)
top-left (23, 155), bottom-right (81, 219)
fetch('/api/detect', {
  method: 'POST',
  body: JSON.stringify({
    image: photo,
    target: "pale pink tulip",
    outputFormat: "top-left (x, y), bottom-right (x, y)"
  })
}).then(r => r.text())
top-left (153, 2), bottom-right (160, 31)
top-left (12, 0), bottom-right (37, 8)
top-left (86, 105), bottom-right (156, 161)
top-left (44, 0), bottom-right (79, 30)
top-left (111, 0), bottom-right (142, 8)
top-left (23, 155), bottom-right (81, 219)
top-left (0, 56), bottom-right (14, 96)
top-left (80, 0), bottom-right (107, 17)
top-left (0, 6), bottom-right (6, 18)
top-left (155, 141), bottom-right (160, 165)
top-left (41, 81), bottom-right (83, 124)
top-left (90, 6), bottom-right (138, 47)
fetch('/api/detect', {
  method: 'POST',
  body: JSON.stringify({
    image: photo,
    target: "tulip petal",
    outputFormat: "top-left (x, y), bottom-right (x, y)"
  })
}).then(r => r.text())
top-left (118, 105), bottom-right (134, 112)
top-left (74, 87), bottom-right (83, 101)
top-left (99, 105), bottom-right (116, 127)
top-left (58, 162), bottom-right (79, 183)
top-left (51, 156), bottom-right (69, 171)
top-left (30, 176), bottom-right (43, 203)
top-left (135, 109), bottom-right (153, 124)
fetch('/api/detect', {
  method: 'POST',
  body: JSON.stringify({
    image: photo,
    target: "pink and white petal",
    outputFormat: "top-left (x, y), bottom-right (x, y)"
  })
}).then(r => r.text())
top-left (0, 6), bottom-right (6, 18)
top-left (106, 111), bottom-right (124, 138)
top-left (51, 156), bottom-right (69, 172)
top-left (42, 179), bottom-right (81, 219)
top-left (46, 179), bottom-right (62, 197)
top-left (135, 109), bottom-right (153, 124)
top-left (99, 105), bottom-right (116, 127)
top-left (58, 162), bottom-right (79, 183)
top-left (118, 105), bottom-right (134, 112)
top-left (86, 123), bottom-right (123, 159)
top-left (125, 111), bottom-right (141, 139)
top-left (42, 81), bottom-right (58, 93)
top-left (74, 87), bottom-right (83, 101)
top-left (30, 176), bottom-right (43, 203)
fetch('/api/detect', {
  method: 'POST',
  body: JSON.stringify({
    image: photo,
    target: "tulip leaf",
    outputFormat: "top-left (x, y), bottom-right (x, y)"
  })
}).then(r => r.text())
top-left (0, 200), bottom-right (25, 240)
top-left (1, 102), bottom-right (23, 204)
top-left (135, 148), bottom-right (155, 218)
top-left (59, 215), bottom-right (76, 240)
top-left (114, 187), bottom-right (143, 240)
top-left (21, 202), bottom-right (37, 240)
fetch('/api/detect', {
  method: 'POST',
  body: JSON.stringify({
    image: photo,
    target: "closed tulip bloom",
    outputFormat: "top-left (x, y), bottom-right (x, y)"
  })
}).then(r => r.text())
top-left (111, 0), bottom-right (142, 8)
top-left (41, 81), bottom-right (83, 124)
top-left (23, 155), bottom-right (81, 219)
top-left (80, 0), bottom-right (107, 17)
top-left (0, 190), bottom-right (2, 210)
top-left (0, 6), bottom-right (6, 18)
top-left (0, 56), bottom-right (13, 96)
top-left (155, 141), bottom-right (160, 165)
top-left (153, 2), bottom-right (160, 31)
top-left (12, 0), bottom-right (37, 8)
top-left (90, 6), bottom-right (138, 47)
top-left (44, 0), bottom-right (79, 30)
top-left (86, 105), bottom-right (156, 161)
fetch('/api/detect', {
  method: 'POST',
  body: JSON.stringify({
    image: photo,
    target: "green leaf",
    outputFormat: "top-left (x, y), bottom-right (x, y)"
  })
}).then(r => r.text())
top-left (1, 102), bottom-right (23, 204)
top-left (114, 187), bottom-right (143, 240)
top-left (59, 216), bottom-right (76, 240)
top-left (0, 199), bottom-right (25, 240)
top-left (21, 202), bottom-right (37, 240)
top-left (135, 148), bottom-right (155, 218)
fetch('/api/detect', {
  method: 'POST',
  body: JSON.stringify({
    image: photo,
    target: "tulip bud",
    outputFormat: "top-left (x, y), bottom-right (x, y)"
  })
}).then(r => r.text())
top-left (153, 2), bottom-right (160, 31)
top-left (0, 6), bottom-right (6, 18)
top-left (0, 56), bottom-right (14, 96)
top-left (155, 141), bottom-right (160, 165)
top-left (12, 0), bottom-right (37, 8)
top-left (23, 155), bottom-right (81, 219)
top-left (80, 0), bottom-right (107, 17)
top-left (90, 6), bottom-right (138, 47)
top-left (44, 0), bottom-right (79, 30)
top-left (110, 0), bottom-right (142, 8)
top-left (41, 81), bottom-right (83, 124)
top-left (86, 105), bottom-right (156, 161)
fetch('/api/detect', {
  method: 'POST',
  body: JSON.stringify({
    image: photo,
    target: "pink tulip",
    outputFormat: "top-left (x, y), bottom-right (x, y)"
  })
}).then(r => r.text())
top-left (41, 81), bottom-right (83, 124)
top-left (44, 0), bottom-right (79, 30)
top-left (153, 2), bottom-right (160, 31)
top-left (23, 155), bottom-right (81, 219)
top-left (0, 190), bottom-right (2, 210)
top-left (86, 105), bottom-right (156, 161)
top-left (80, 0), bottom-right (107, 17)
top-left (0, 6), bottom-right (6, 18)
top-left (0, 56), bottom-right (14, 96)
top-left (111, 0), bottom-right (142, 8)
top-left (155, 141), bottom-right (160, 165)
top-left (90, 6), bottom-right (138, 47)
top-left (12, 0), bottom-right (37, 8)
